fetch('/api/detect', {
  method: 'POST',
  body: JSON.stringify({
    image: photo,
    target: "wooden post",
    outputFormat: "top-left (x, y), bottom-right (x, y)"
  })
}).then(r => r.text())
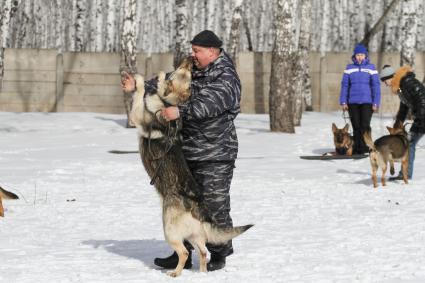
top-left (55, 52), bottom-right (64, 112)
top-left (319, 55), bottom-right (328, 112)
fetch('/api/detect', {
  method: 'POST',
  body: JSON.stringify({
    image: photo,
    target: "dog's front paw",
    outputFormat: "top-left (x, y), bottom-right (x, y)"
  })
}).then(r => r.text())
top-left (167, 270), bottom-right (181, 277)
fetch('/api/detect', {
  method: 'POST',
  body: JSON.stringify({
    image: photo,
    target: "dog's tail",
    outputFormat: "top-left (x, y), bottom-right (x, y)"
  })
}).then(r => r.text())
top-left (363, 131), bottom-right (375, 151)
top-left (203, 223), bottom-right (254, 244)
top-left (0, 187), bottom-right (19, 200)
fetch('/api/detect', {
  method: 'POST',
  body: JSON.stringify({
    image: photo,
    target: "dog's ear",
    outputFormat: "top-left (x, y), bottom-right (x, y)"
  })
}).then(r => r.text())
top-left (332, 123), bottom-right (337, 133)
top-left (386, 126), bottom-right (394, 134)
top-left (343, 123), bottom-right (349, 132)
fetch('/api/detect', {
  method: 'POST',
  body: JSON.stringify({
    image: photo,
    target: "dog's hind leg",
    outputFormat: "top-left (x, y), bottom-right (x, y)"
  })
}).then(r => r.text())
top-left (188, 237), bottom-right (208, 273)
top-left (370, 156), bottom-right (378, 188)
top-left (402, 156), bottom-right (409, 184)
top-left (166, 241), bottom-right (189, 277)
top-left (381, 163), bottom-right (387, 187)
top-left (0, 197), bottom-right (4, 217)
top-left (389, 159), bottom-right (395, 175)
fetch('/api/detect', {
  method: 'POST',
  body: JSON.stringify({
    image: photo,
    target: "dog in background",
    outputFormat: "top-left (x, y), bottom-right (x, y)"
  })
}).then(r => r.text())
top-left (128, 57), bottom-right (253, 277)
top-left (0, 186), bottom-right (19, 217)
top-left (332, 123), bottom-right (354, 156)
top-left (363, 122), bottom-right (409, 188)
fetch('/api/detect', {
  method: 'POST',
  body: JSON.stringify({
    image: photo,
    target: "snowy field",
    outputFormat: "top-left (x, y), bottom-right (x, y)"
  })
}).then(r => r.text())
top-left (1, 111), bottom-right (425, 283)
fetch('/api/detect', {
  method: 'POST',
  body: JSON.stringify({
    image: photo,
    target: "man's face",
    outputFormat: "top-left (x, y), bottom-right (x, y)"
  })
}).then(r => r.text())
top-left (191, 45), bottom-right (217, 69)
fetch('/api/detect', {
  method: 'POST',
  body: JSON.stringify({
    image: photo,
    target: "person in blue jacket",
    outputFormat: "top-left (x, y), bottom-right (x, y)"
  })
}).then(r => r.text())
top-left (339, 43), bottom-right (381, 154)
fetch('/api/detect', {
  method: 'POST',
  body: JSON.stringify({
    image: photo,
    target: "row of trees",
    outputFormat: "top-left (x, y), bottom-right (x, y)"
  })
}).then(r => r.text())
top-left (1, 0), bottom-right (423, 132)
top-left (1, 0), bottom-right (425, 54)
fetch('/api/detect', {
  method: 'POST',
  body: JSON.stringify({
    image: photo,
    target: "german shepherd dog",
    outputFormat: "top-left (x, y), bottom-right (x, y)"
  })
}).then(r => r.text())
top-left (0, 186), bottom-right (19, 217)
top-left (129, 57), bottom-right (253, 277)
top-left (332, 123), bottom-right (354, 156)
top-left (363, 122), bottom-right (409, 188)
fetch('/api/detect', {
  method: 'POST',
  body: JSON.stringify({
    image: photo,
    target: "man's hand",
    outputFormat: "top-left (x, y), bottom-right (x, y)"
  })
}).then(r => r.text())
top-left (341, 104), bottom-right (348, 111)
top-left (372, 105), bottom-right (378, 112)
top-left (121, 71), bottom-right (136, 93)
top-left (161, 107), bottom-right (180, 121)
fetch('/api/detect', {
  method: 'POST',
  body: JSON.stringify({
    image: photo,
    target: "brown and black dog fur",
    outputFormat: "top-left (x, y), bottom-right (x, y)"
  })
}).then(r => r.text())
top-left (0, 186), bottom-right (19, 217)
top-left (332, 123), bottom-right (354, 156)
top-left (129, 57), bottom-right (253, 277)
top-left (363, 122), bottom-right (409, 188)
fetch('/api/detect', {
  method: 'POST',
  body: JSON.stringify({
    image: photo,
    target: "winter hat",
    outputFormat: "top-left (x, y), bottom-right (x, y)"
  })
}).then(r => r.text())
top-left (380, 65), bottom-right (395, 81)
top-left (353, 44), bottom-right (368, 55)
top-left (190, 30), bottom-right (223, 48)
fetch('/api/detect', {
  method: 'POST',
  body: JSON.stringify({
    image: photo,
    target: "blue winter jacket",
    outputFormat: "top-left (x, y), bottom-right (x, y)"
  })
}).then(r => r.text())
top-left (339, 55), bottom-right (381, 107)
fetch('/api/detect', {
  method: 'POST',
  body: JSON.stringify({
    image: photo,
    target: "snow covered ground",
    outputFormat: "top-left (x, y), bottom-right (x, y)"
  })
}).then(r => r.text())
top-left (1, 111), bottom-right (425, 283)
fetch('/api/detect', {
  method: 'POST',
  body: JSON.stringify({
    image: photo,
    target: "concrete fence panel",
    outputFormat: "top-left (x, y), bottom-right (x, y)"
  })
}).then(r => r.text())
top-left (0, 48), bottom-right (423, 115)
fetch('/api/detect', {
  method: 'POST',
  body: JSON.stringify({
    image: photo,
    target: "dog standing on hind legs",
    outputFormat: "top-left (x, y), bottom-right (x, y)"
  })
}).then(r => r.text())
top-left (126, 57), bottom-right (253, 277)
top-left (363, 123), bottom-right (409, 188)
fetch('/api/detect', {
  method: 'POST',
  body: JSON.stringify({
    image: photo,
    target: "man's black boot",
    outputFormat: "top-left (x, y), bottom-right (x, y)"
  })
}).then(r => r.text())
top-left (207, 253), bottom-right (226, 271)
top-left (154, 251), bottom-right (192, 269)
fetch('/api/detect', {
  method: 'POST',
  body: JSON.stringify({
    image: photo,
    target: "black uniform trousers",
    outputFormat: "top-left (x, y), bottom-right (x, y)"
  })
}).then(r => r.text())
top-left (186, 160), bottom-right (235, 257)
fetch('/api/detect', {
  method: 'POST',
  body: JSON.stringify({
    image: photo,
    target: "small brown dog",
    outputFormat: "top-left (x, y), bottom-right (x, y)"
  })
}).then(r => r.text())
top-left (0, 186), bottom-right (19, 217)
top-left (363, 123), bottom-right (409, 188)
top-left (332, 123), bottom-right (354, 156)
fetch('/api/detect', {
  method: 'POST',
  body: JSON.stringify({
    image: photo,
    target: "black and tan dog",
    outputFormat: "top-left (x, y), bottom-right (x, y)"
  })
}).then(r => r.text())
top-left (332, 123), bottom-right (354, 156)
top-left (0, 186), bottom-right (19, 217)
top-left (129, 58), bottom-right (253, 277)
top-left (363, 123), bottom-right (409, 188)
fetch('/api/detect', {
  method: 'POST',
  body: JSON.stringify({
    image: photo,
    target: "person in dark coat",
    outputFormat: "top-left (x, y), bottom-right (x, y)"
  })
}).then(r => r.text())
top-left (159, 30), bottom-right (241, 271)
top-left (339, 43), bottom-right (381, 154)
top-left (380, 65), bottom-right (425, 180)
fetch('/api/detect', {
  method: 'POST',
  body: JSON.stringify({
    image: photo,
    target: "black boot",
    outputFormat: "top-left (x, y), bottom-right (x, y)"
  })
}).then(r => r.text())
top-left (154, 251), bottom-right (192, 269)
top-left (207, 253), bottom-right (226, 271)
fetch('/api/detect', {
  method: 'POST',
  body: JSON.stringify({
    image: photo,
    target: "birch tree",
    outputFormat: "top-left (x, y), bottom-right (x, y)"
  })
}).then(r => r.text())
top-left (360, 0), bottom-right (401, 48)
top-left (174, 0), bottom-right (189, 69)
top-left (120, 0), bottom-right (138, 128)
top-left (228, 0), bottom-right (244, 64)
top-left (269, 0), bottom-right (294, 133)
top-left (298, 0), bottom-right (312, 112)
top-left (400, 0), bottom-right (418, 66)
top-left (74, 0), bottom-right (86, 52)
top-left (0, 0), bottom-right (19, 90)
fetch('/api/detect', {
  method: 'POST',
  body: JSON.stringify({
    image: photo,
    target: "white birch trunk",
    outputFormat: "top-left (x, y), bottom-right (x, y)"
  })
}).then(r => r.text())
top-left (400, 0), bottom-right (418, 66)
top-left (174, 0), bottom-right (189, 68)
top-left (105, 0), bottom-right (117, 52)
top-left (0, 0), bottom-right (18, 90)
top-left (95, 0), bottom-right (104, 52)
top-left (269, 0), bottom-right (294, 133)
top-left (228, 0), bottom-right (244, 64)
top-left (319, 0), bottom-right (329, 56)
top-left (298, 0), bottom-right (313, 112)
top-left (74, 0), bottom-right (86, 52)
top-left (121, 0), bottom-right (138, 128)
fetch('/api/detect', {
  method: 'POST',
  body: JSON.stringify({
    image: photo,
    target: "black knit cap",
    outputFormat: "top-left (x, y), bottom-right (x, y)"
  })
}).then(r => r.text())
top-left (190, 30), bottom-right (223, 48)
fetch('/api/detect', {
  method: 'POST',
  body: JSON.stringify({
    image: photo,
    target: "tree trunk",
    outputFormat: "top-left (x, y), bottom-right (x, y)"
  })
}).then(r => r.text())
top-left (120, 0), bottom-right (138, 128)
top-left (298, 0), bottom-right (313, 112)
top-left (228, 0), bottom-right (244, 64)
top-left (400, 0), bottom-right (417, 66)
top-left (74, 0), bottom-right (86, 52)
top-left (360, 0), bottom-right (401, 48)
top-left (0, 0), bottom-right (18, 90)
top-left (174, 0), bottom-right (189, 69)
top-left (269, 0), bottom-right (294, 133)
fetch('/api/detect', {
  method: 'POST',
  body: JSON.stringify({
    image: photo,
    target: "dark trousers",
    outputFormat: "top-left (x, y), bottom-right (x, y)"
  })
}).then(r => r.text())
top-left (348, 104), bottom-right (373, 154)
top-left (186, 160), bottom-right (235, 257)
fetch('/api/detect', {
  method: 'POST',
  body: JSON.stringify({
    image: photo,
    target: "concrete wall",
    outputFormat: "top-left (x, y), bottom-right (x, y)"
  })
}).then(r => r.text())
top-left (1, 48), bottom-right (424, 114)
